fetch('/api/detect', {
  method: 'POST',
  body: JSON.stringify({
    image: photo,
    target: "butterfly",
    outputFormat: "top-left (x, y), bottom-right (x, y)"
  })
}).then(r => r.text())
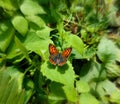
top-left (49, 44), bottom-right (72, 66)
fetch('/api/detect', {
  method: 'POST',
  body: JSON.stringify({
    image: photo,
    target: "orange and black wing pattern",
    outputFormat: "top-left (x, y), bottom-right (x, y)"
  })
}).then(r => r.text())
top-left (49, 44), bottom-right (72, 66)
top-left (61, 47), bottom-right (72, 58)
top-left (49, 44), bottom-right (59, 55)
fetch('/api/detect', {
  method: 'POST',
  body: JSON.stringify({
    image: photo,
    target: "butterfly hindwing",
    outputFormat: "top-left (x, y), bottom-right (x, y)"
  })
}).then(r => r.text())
top-left (49, 55), bottom-right (57, 65)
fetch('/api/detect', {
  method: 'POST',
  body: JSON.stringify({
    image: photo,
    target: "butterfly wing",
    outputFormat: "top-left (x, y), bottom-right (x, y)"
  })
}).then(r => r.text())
top-left (49, 44), bottom-right (59, 55)
top-left (58, 47), bottom-right (72, 66)
top-left (61, 47), bottom-right (72, 58)
top-left (49, 44), bottom-right (59, 65)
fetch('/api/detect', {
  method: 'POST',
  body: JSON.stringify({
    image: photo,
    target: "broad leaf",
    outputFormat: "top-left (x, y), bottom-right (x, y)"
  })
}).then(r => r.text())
top-left (20, 0), bottom-right (46, 15)
top-left (97, 37), bottom-right (118, 63)
top-left (41, 61), bottom-right (75, 86)
top-left (12, 15), bottom-right (28, 36)
top-left (79, 93), bottom-right (99, 104)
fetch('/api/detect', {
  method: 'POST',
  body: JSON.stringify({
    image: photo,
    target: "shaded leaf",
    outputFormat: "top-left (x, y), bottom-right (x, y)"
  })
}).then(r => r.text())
top-left (0, 67), bottom-right (25, 104)
top-left (0, 21), bottom-right (14, 52)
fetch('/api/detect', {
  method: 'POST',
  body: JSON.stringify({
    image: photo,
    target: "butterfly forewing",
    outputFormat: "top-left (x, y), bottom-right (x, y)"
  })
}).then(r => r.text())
top-left (61, 47), bottom-right (72, 58)
top-left (49, 44), bottom-right (59, 55)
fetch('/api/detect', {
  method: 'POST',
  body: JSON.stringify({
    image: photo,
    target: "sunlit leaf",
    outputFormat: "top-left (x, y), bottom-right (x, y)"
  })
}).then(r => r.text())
top-left (26, 15), bottom-right (46, 28)
top-left (95, 79), bottom-right (119, 101)
top-left (12, 15), bottom-right (28, 36)
top-left (41, 61), bottom-right (75, 86)
top-left (76, 80), bottom-right (90, 93)
top-left (63, 85), bottom-right (77, 102)
top-left (67, 35), bottom-right (85, 55)
top-left (23, 31), bottom-right (52, 60)
top-left (97, 37), bottom-right (118, 63)
top-left (106, 63), bottom-right (120, 78)
top-left (80, 61), bottom-right (106, 82)
top-left (20, 0), bottom-right (46, 15)
top-left (79, 93), bottom-right (99, 104)
top-left (110, 90), bottom-right (120, 103)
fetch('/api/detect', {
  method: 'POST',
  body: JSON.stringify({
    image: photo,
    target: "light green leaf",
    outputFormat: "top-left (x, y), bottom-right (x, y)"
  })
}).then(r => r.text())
top-left (26, 15), bottom-right (46, 28)
top-left (14, 36), bottom-right (31, 63)
top-left (79, 93), bottom-right (99, 104)
top-left (41, 61), bottom-right (77, 102)
top-left (106, 63), bottom-right (120, 78)
top-left (80, 62), bottom-right (106, 82)
top-left (67, 35), bottom-right (85, 55)
top-left (23, 31), bottom-right (52, 60)
top-left (41, 61), bottom-right (75, 86)
top-left (110, 90), bottom-right (120, 103)
top-left (20, 0), bottom-right (46, 15)
top-left (96, 79), bottom-right (119, 96)
top-left (76, 80), bottom-right (90, 93)
top-left (63, 85), bottom-right (77, 102)
top-left (97, 37), bottom-right (118, 63)
top-left (12, 15), bottom-right (28, 36)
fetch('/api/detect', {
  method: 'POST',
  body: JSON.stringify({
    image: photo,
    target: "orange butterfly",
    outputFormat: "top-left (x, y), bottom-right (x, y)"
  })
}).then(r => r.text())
top-left (49, 44), bottom-right (72, 66)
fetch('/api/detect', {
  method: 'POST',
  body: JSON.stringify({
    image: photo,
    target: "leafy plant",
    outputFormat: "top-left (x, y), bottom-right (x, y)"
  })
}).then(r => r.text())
top-left (0, 0), bottom-right (120, 104)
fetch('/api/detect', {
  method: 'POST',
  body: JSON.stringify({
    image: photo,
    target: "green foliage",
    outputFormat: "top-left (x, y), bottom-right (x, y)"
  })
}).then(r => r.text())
top-left (0, 0), bottom-right (120, 104)
top-left (0, 67), bottom-right (25, 104)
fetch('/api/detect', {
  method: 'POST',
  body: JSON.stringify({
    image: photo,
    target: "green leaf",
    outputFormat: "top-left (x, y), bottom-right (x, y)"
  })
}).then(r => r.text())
top-left (0, 21), bottom-right (14, 52)
top-left (0, 67), bottom-right (25, 104)
top-left (110, 90), bottom-right (120, 103)
top-left (79, 93), bottom-right (99, 104)
top-left (0, 0), bottom-right (19, 11)
top-left (76, 80), bottom-right (90, 93)
top-left (49, 82), bottom-right (78, 102)
top-left (41, 61), bottom-right (75, 86)
top-left (23, 31), bottom-right (52, 60)
top-left (49, 82), bottom-right (66, 100)
top-left (6, 38), bottom-right (24, 61)
top-left (41, 61), bottom-right (77, 102)
top-left (96, 79), bottom-right (119, 96)
top-left (12, 15), bottom-right (28, 36)
top-left (26, 15), bottom-right (46, 28)
top-left (20, 0), bottom-right (46, 15)
top-left (97, 37), bottom-right (118, 63)
top-left (14, 36), bottom-right (31, 63)
top-left (106, 63), bottom-right (120, 78)
top-left (62, 85), bottom-right (77, 102)
top-left (80, 62), bottom-right (106, 82)
top-left (67, 35), bottom-right (85, 55)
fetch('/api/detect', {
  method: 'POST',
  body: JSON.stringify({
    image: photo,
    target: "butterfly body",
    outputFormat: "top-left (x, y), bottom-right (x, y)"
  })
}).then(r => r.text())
top-left (49, 44), bottom-right (72, 66)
